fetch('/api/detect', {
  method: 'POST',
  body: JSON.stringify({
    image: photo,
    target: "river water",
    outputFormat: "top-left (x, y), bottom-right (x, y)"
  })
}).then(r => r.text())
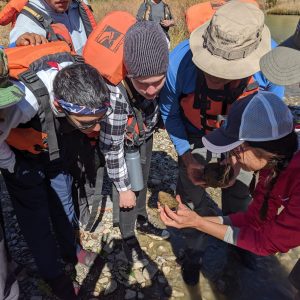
top-left (265, 14), bottom-right (300, 101)
top-left (265, 15), bottom-right (299, 44)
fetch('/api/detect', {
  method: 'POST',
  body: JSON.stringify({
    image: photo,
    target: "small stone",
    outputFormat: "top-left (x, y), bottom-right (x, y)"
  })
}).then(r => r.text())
top-left (158, 245), bottom-right (167, 253)
top-left (142, 264), bottom-right (158, 280)
top-left (92, 290), bottom-right (100, 297)
top-left (98, 277), bottom-right (109, 284)
top-left (140, 258), bottom-right (149, 266)
top-left (85, 240), bottom-right (94, 248)
top-left (162, 266), bottom-right (171, 275)
top-left (155, 256), bottom-right (166, 267)
top-left (115, 251), bottom-right (129, 263)
top-left (164, 255), bottom-right (176, 262)
top-left (132, 261), bottom-right (145, 270)
top-left (102, 264), bottom-right (111, 273)
top-left (138, 292), bottom-right (144, 299)
top-left (151, 179), bottom-right (161, 185)
top-left (119, 269), bottom-right (129, 280)
top-left (170, 184), bottom-right (176, 191)
top-left (134, 269), bottom-right (146, 284)
top-left (103, 240), bottom-right (114, 254)
top-left (157, 275), bottom-right (167, 284)
top-left (172, 290), bottom-right (185, 298)
top-left (124, 289), bottom-right (137, 299)
top-left (164, 286), bottom-right (172, 296)
top-left (128, 275), bottom-right (137, 284)
top-left (104, 279), bottom-right (118, 295)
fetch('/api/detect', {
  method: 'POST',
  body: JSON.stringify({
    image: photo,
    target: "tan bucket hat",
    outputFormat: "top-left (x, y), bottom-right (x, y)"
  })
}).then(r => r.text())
top-left (190, 1), bottom-right (271, 80)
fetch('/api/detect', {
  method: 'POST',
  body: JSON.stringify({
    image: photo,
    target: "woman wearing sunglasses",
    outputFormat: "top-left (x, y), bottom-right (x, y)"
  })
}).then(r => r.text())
top-left (159, 91), bottom-right (300, 259)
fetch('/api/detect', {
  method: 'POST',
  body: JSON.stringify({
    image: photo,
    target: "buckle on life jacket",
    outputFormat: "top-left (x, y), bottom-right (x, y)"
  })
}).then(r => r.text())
top-left (74, 55), bottom-right (85, 64)
top-left (19, 70), bottom-right (39, 84)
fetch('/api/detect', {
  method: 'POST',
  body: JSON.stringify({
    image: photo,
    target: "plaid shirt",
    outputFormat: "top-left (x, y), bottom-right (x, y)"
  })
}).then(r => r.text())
top-left (100, 83), bottom-right (160, 191)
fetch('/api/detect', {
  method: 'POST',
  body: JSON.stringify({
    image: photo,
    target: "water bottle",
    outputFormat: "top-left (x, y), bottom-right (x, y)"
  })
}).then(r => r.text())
top-left (125, 146), bottom-right (144, 192)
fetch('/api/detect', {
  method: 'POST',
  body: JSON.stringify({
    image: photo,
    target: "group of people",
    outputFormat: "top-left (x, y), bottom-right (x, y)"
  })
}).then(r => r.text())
top-left (0, 0), bottom-right (299, 299)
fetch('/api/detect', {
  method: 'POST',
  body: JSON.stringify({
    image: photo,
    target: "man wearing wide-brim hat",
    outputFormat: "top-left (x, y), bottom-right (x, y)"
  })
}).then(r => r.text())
top-left (260, 18), bottom-right (300, 300)
top-left (160, 0), bottom-right (283, 286)
top-left (0, 49), bottom-right (21, 300)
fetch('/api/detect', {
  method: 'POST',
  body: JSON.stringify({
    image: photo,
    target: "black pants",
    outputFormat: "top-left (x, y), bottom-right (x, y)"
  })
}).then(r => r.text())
top-left (112, 136), bottom-right (153, 239)
top-left (1, 156), bottom-right (77, 280)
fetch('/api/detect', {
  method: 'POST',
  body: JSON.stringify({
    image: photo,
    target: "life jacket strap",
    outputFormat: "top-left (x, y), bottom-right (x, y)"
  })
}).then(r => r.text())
top-left (18, 70), bottom-right (60, 161)
top-left (21, 4), bottom-right (58, 41)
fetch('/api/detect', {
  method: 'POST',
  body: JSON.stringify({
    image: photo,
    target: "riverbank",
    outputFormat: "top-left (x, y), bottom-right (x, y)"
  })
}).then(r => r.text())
top-left (1, 127), bottom-right (300, 300)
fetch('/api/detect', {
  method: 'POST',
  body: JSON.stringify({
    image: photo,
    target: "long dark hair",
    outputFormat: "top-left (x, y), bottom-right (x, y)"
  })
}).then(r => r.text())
top-left (247, 131), bottom-right (298, 220)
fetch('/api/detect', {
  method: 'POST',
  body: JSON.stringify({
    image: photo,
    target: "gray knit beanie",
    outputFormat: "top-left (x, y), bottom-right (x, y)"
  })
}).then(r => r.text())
top-left (124, 21), bottom-right (169, 78)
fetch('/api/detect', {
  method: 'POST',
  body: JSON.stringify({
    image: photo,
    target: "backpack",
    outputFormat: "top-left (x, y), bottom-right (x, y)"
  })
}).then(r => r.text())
top-left (5, 41), bottom-right (84, 161)
top-left (0, 0), bottom-right (96, 42)
top-left (185, 0), bottom-right (258, 34)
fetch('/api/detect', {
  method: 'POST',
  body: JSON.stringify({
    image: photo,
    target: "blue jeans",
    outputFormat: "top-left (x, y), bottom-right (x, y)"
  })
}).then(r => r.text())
top-left (1, 155), bottom-right (78, 280)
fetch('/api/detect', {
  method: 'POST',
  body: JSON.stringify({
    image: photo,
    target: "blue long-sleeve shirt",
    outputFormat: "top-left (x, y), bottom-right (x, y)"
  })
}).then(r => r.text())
top-left (159, 39), bottom-right (285, 156)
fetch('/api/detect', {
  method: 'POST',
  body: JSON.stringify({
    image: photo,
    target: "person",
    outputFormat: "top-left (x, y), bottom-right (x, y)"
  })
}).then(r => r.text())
top-left (0, 224), bottom-right (19, 300)
top-left (0, 45), bottom-right (110, 299)
top-left (0, 50), bottom-right (20, 300)
top-left (136, 0), bottom-right (175, 46)
top-left (99, 21), bottom-right (170, 261)
top-left (159, 91), bottom-right (300, 295)
top-left (159, 1), bottom-right (283, 285)
top-left (260, 18), bottom-right (300, 300)
top-left (9, 0), bottom-right (96, 54)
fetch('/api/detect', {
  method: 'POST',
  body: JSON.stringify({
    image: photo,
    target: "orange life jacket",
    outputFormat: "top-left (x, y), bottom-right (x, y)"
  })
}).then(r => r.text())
top-left (83, 11), bottom-right (136, 86)
top-left (5, 41), bottom-right (83, 160)
top-left (180, 70), bottom-right (259, 133)
top-left (0, 0), bottom-right (96, 44)
top-left (185, 0), bottom-right (259, 34)
top-left (83, 11), bottom-right (149, 146)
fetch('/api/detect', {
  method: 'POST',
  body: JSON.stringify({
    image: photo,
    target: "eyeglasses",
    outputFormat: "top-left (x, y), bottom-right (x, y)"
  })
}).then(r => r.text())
top-left (64, 106), bottom-right (112, 130)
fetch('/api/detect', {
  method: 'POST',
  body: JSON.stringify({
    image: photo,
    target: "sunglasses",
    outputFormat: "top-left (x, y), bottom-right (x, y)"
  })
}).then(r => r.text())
top-left (64, 106), bottom-right (112, 130)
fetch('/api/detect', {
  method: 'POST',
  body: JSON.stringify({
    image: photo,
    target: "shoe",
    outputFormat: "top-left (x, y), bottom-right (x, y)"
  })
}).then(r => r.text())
top-left (77, 249), bottom-right (98, 267)
top-left (136, 218), bottom-right (170, 240)
top-left (47, 274), bottom-right (78, 300)
top-left (181, 260), bottom-right (201, 286)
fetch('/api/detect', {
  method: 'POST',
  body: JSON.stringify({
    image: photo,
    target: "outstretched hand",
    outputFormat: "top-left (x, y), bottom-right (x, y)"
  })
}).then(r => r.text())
top-left (158, 195), bottom-right (201, 229)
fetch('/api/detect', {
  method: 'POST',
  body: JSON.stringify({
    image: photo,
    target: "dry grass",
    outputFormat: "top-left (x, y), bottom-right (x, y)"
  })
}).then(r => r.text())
top-left (90, 0), bottom-right (201, 48)
top-left (266, 0), bottom-right (300, 15)
top-left (0, 0), bottom-right (299, 47)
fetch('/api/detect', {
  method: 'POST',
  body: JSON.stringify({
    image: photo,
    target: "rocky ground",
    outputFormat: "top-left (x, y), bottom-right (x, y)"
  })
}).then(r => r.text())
top-left (1, 87), bottom-right (300, 300)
